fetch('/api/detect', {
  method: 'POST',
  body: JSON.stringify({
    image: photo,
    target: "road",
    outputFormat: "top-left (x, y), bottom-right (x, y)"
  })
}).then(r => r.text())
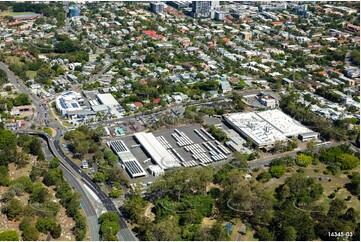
top-left (86, 88), bottom-right (274, 129)
top-left (0, 62), bottom-right (45, 127)
top-left (16, 129), bottom-right (137, 241)
top-left (88, 54), bottom-right (111, 83)
top-left (248, 142), bottom-right (341, 169)
top-left (15, 130), bottom-right (100, 241)
top-left (54, 139), bottom-right (137, 241)
top-left (63, 2), bottom-right (70, 32)
top-left (1, 60), bottom-right (138, 241)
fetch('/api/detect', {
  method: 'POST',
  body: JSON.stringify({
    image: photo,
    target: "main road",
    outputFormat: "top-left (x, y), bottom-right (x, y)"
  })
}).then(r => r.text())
top-left (0, 62), bottom-right (46, 127)
top-left (16, 128), bottom-right (138, 241)
top-left (1, 62), bottom-right (138, 241)
top-left (15, 129), bottom-right (100, 241)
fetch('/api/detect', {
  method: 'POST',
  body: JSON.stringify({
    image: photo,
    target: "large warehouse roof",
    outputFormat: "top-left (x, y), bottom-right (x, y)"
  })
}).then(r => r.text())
top-left (96, 93), bottom-right (120, 107)
top-left (225, 112), bottom-right (287, 147)
top-left (134, 132), bottom-right (180, 170)
top-left (257, 109), bottom-right (311, 137)
top-left (225, 110), bottom-right (316, 147)
top-left (108, 140), bottom-right (147, 178)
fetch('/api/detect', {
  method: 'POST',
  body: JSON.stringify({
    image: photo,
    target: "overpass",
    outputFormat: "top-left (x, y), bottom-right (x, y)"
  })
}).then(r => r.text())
top-left (15, 129), bottom-right (138, 241)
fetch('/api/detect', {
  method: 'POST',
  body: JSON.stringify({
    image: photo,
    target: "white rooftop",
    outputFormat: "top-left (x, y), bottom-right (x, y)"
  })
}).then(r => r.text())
top-left (148, 165), bottom-right (164, 173)
top-left (257, 109), bottom-right (311, 137)
top-left (96, 93), bottom-right (120, 107)
top-left (134, 132), bottom-right (180, 170)
top-left (55, 91), bottom-right (83, 115)
top-left (225, 112), bottom-right (287, 147)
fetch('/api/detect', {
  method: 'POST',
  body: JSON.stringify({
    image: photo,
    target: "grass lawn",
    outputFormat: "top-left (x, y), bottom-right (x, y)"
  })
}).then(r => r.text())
top-left (260, 163), bottom-right (359, 213)
top-left (62, 120), bottom-right (72, 128)
top-left (89, 54), bottom-right (100, 63)
top-left (43, 127), bottom-right (53, 136)
top-left (0, 11), bottom-right (36, 17)
top-left (26, 70), bottom-right (37, 79)
top-left (201, 217), bottom-right (216, 228)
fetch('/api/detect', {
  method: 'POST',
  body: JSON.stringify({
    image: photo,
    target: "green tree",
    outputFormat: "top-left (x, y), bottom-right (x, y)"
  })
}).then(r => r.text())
top-left (36, 217), bottom-right (56, 234)
top-left (19, 217), bottom-right (32, 231)
top-left (350, 49), bottom-right (360, 65)
top-left (205, 125), bottom-right (227, 142)
top-left (0, 165), bottom-right (10, 186)
top-left (257, 172), bottom-right (272, 183)
top-left (0, 230), bottom-right (19, 241)
top-left (109, 188), bottom-right (122, 198)
top-left (14, 152), bottom-right (29, 169)
top-left (49, 157), bottom-right (60, 169)
top-left (98, 212), bottom-right (119, 224)
top-left (22, 226), bottom-right (39, 241)
top-left (1, 198), bottom-right (23, 220)
top-left (13, 93), bottom-right (30, 106)
top-left (100, 220), bottom-right (120, 236)
top-left (66, 196), bottom-right (80, 217)
top-left (346, 172), bottom-right (360, 196)
top-left (54, 39), bottom-right (80, 53)
top-left (255, 228), bottom-right (274, 240)
top-left (231, 92), bottom-right (246, 111)
top-left (29, 138), bottom-right (45, 160)
top-left (269, 165), bottom-right (286, 178)
top-left (122, 195), bottom-right (148, 224)
top-left (1, 189), bottom-right (16, 203)
top-left (51, 224), bottom-right (62, 239)
top-left (43, 168), bottom-right (63, 186)
top-left (35, 66), bottom-right (53, 85)
top-left (147, 218), bottom-right (181, 241)
top-left (103, 149), bottom-right (118, 165)
top-left (328, 198), bottom-right (347, 218)
top-left (29, 184), bottom-right (50, 203)
top-left (295, 154), bottom-right (313, 167)
top-left (0, 130), bottom-right (17, 166)
top-left (282, 226), bottom-right (297, 241)
top-left (93, 172), bottom-right (106, 183)
top-left (336, 154), bottom-right (359, 170)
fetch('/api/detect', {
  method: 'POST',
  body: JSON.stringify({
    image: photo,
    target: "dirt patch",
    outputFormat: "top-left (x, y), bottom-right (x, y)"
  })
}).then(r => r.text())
top-left (0, 212), bottom-right (21, 235)
top-left (206, 182), bottom-right (222, 193)
top-left (0, 186), bottom-right (25, 235)
top-left (51, 128), bottom-right (57, 137)
top-left (8, 160), bottom-right (34, 181)
top-left (56, 205), bottom-right (76, 241)
top-left (201, 217), bottom-right (216, 228)
top-left (144, 202), bottom-right (155, 221)
top-left (239, 228), bottom-right (256, 241)
top-left (1, 152), bottom-right (78, 240)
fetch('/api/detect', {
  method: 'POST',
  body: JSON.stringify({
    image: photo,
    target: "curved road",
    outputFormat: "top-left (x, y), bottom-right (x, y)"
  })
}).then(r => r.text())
top-left (15, 130), bottom-right (100, 241)
top-left (15, 129), bottom-right (137, 241)
top-left (1, 61), bottom-right (138, 241)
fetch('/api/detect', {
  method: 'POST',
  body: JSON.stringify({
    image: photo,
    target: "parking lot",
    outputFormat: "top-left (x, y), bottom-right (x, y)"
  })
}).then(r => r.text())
top-left (120, 125), bottom-right (233, 180)
top-left (106, 119), bottom-right (147, 136)
top-left (242, 95), bottom-right (264, 108)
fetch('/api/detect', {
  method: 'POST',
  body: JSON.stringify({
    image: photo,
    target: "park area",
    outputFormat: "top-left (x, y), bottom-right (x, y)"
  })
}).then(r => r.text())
top-left (0, 10), bottom-right (36, 17)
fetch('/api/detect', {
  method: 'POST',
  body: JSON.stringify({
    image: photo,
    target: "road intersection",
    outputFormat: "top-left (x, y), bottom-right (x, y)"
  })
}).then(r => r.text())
top-left (1, 62), bottom-right (137, 241)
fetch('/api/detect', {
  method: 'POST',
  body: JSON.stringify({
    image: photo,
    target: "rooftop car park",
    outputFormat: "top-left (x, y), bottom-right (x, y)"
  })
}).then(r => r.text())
top-left (113, 125), bottom-right (234, 179)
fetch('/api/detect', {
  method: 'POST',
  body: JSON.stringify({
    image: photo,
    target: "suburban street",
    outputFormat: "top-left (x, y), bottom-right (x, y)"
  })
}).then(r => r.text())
top-left (2, 61), bottom-right (138, 241)
top-left (0, 62), bottom-right (45, 127)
